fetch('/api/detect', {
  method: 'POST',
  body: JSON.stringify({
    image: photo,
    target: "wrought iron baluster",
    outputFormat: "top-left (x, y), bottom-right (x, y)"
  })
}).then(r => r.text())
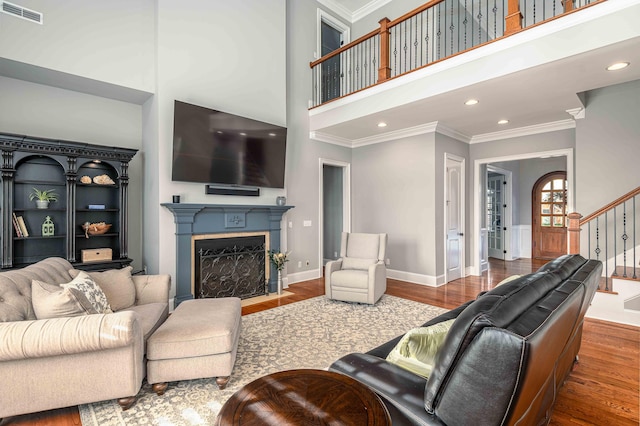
top-left (463, 0), bottom-right (468, 50)
top-left (622, 201), bottom-right (628, 278)
top-left (613, 206), bottom-right (617, 276)
top-left (438, 4), bottom-right (442, 60)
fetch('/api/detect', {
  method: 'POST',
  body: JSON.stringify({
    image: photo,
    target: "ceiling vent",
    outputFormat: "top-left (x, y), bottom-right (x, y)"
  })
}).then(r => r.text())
top-left (1, 1), bottom-right (43, 24)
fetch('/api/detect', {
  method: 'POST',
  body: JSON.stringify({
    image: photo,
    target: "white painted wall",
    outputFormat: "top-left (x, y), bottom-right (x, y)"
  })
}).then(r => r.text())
top-left (0, 0), bottom-right (155, 93)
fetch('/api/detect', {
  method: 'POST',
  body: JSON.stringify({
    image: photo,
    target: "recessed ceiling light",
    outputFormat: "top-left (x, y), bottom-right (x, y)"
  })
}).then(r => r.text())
top-left (498, 119), bottom-right (509, 125)
top-left (607, 62), bottom-right (629, 71)
top-left (377, 122), bottom-right (387, 127)
top-left (465, 99), bottom-right (479, 106)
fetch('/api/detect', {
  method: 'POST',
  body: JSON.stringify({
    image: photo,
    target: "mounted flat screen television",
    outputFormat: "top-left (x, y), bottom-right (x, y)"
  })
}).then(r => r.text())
top-left (171, 100), bottom-right (287, 188)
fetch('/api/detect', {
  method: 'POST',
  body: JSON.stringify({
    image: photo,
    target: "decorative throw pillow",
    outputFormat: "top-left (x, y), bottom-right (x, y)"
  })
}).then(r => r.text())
top-left (496, 275), bottom-right (521, 287)
top-left (31, 280), bottom-right (99, 319)
top-left (386, 319), bottom-right (456, 379)
top-left (69, 266), bottom-right (135, 311)
top-left (61, 271), bottom-right (112, 314)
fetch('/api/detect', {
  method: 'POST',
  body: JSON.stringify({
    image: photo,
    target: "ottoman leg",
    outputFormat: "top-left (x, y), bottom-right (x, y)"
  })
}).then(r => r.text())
top-left (117, 396), bottom-right (136, 410)
top-left (152, 383), bottom-right (169, 396)
top-left (216, 376), bottom-right (230, 390)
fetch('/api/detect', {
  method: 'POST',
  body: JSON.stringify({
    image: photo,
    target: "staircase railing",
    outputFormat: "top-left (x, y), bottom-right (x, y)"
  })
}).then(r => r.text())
top-left (568, 186), bottom-right (640, 291)
top-left (310, 0), bottom-right (604, 108)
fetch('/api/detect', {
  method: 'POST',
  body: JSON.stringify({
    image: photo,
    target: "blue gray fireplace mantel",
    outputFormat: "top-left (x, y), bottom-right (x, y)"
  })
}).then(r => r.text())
top-left (162, 203), bottom-right (294, 305)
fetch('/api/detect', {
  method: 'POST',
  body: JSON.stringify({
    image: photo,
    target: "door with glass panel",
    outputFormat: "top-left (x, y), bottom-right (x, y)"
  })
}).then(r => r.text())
top-left (487, 173), bottom-right (504, 259)
top-left (532, 172), bottom-right (568, 259)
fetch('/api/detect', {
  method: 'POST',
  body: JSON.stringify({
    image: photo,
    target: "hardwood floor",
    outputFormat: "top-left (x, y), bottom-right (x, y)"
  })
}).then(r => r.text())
top-left (3, 258), bottom-right (638, 425)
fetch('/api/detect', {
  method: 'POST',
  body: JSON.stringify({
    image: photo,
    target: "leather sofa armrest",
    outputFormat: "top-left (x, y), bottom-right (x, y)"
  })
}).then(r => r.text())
top-left (330, 353), bottom-right (445, 426)
top-left (0, 311), bottom-right (141, 361)
top-left (132, 274), bottom-right (170, 306)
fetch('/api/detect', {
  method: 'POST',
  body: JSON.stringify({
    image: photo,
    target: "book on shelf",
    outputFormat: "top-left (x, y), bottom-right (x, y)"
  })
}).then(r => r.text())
top-left (12, 212), bottom-right (22, 237)
top-left (16, 215), bottom-right (29, 237)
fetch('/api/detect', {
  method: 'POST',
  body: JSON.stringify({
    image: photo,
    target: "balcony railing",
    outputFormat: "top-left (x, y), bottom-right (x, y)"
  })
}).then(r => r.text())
top-left (310, 0), bottom-right (602, 108)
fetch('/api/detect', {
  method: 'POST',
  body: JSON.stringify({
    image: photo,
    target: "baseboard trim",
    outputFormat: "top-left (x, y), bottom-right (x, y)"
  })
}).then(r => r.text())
top-left (288, 269), bottom-right (322, 284)
top-left (387, 269), bottom-right (446, 287)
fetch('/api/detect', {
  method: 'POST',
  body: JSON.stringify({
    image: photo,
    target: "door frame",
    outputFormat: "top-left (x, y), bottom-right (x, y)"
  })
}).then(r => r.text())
top-left (486, 164), bottom-right (513, 261)
top-left (444, 153), bottom-right (466, 283)
top-left (532, 170), bottom-right (568, 259)
top-left (472, 148), bottom-right (574, 276)
top-left (318, 158), bottom-right (351, 277)
top-left (316, 9), bottom-right (350, 60)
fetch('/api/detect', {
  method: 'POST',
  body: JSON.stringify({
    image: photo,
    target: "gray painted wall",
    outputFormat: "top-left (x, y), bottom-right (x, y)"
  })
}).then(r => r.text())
top-left (576, 79), bottom-right (640, 215)
top-left (0, 76), bottom-right (144, 269)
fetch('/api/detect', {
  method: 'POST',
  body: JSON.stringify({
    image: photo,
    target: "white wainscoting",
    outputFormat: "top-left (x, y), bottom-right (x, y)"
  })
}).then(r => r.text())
top-left (511, 225), bottom-right (532, 259)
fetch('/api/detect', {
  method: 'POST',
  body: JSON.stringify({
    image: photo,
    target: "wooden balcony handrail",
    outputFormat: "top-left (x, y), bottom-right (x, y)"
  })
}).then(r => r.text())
top-left (309, 0), bottom-right (606, 108)
top-left (309, 28), bottom-right (379, 68)
top-left (579, 186), bottom-right (640, 225)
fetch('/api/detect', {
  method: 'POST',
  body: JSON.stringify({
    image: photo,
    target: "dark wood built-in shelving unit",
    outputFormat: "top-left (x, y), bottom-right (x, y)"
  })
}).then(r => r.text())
top-left (0, 132), bottom-right (137, 271)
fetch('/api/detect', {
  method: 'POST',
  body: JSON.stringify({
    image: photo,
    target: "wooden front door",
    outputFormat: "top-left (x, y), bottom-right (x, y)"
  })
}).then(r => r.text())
top-left (532, 172), bottom-right (568, 259)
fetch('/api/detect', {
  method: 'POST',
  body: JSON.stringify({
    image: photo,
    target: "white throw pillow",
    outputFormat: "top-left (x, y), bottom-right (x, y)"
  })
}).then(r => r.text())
top-left (61, 271), bottom-right (112, 314)
top-left (31, 280), bottom-right (98, 319)
top-left (69, 266), bottom-right (136, 311)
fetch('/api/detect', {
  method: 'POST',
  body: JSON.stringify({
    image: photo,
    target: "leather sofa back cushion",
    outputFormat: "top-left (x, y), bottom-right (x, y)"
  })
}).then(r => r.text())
top-left (31, 280), bottom-right (98, 319)
top-left (70, 266), bottom-right (136, 311)
top-left (537, 254), bottom-right (587, 280)
top-left (0, 257), bottom-right (75, 322)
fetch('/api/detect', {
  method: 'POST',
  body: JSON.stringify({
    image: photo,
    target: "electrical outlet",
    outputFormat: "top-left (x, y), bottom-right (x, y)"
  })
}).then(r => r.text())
top-left (298, 261), bottom-right (302, 268)
top-left (385, 258), bottom-right (390, 266)
top-left (334, 251), bottom-right (338, 258)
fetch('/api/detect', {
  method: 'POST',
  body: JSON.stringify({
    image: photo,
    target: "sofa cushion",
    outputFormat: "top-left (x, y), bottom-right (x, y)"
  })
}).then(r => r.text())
top-left (0, 257), bottom-right (75, 322)
top-left (345, 233), bottom-right (381, 259)
top-left (386, 319), bottom-right (455, 378)
top-left (70, 266), bottom-right (136, 311)
top-left (31, 280), bottom-right (98, 319)
top-left (330, 269), bottom-right (369, 289)
top-left (61, 271), bottom-right (112, 314)
top-left (537, 254), bottom-right (587, 280)
top-left (123, 302), bottom-right (169, 342)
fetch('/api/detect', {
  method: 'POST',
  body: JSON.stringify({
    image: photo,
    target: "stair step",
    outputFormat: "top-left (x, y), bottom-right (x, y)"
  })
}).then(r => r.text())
top-left (612, 266), bottom-right (640, 282)
top-left (597, 276), bottom-right (618, 294)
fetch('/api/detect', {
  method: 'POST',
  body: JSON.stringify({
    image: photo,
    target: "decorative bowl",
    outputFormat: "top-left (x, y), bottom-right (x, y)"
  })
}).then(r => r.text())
top-left (82, 222), bottom-right (112, 236)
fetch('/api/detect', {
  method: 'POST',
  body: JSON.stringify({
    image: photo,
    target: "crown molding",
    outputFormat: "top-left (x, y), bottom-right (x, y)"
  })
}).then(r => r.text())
top-left (352, 121), bottom-right (439, 147)
top-left (309, 131), bottom-right (353, 147)
top-left (317, 0), bottom-right (353, 23)
top-left (470, 119), bottom-right (576, 144)
top-left (566, 107), bottom-right (585, 120)
top-left (435, 123), bottom-right (471, 143)
top-left (352, 0), bottom-right (393, 22)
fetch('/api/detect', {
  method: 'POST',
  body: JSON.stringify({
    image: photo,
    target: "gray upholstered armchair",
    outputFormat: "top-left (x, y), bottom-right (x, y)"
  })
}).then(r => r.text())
top-left (325, 232), bottom-right (388, 305)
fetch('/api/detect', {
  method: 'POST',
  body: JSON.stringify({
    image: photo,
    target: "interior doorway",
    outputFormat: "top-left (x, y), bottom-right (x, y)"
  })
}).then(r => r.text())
top-left (319, 159), bottom-right (351, 270)
top-left (532, 171), bottom-right (568, 259)
top-left (317, 10), bottom-right (348, 103)
top-left (445, 154), bottom-right (465, 282)
top-left (486, 166), bottom-right (512, 261)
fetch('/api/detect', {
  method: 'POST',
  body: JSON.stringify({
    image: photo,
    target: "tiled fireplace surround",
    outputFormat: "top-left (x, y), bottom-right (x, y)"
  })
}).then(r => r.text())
top-left (162, 203), bottom-right (293, 306)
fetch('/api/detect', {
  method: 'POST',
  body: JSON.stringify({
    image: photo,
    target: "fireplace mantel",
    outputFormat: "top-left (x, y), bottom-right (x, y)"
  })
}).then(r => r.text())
top-left (162, 203), bottom-right (294, 305)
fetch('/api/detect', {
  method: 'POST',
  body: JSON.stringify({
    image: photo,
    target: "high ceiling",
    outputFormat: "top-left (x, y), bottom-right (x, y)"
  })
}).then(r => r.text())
top-left (311, 0), bottom-right (640, 144)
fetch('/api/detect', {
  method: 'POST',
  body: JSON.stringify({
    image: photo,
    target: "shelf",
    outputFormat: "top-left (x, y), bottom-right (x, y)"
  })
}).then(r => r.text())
top-left (14, 235), bottom-right (65, 241)
top-left (14, 180), bottom-right (66, 186)
top-left (13, 208), bottom-right (66, 212)
top-left (76, 233), bottom-right (119, 239)
top-left (77, 183), bottom-right (119, 189)
top-left (76, 208), bottom-right (119, 212)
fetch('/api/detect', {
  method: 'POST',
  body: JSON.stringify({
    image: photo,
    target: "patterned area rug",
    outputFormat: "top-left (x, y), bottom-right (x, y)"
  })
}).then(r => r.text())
top-left (79, 295), bottom-right (446, 425)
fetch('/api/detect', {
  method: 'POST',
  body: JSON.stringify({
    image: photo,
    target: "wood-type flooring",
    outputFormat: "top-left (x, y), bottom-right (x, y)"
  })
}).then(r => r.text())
top-left (2, 258), bottom-right (638, 426)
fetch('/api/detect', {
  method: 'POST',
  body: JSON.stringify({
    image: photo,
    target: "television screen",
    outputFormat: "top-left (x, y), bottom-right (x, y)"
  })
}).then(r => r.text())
top-left (171, 100), bottom-right (287, 188)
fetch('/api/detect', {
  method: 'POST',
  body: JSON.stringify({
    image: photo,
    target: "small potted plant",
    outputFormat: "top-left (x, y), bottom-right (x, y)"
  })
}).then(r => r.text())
top-left (268, 250), bottom-right (290, 295)
top-left (29, 187), bottom-right (58, 209)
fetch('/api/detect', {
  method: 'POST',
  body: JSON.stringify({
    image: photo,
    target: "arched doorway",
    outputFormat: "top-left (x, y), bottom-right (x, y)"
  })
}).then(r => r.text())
top-left (532, 171), bottom-right (568, 259)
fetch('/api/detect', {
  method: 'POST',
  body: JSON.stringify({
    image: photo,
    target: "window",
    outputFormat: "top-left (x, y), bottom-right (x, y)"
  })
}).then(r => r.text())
top-left (539, 177), bottom-right (567, 227)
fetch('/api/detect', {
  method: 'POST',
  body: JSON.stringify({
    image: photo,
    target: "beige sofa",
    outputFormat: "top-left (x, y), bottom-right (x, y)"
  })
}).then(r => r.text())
top-left (0, 257), bottom-right (170, 419)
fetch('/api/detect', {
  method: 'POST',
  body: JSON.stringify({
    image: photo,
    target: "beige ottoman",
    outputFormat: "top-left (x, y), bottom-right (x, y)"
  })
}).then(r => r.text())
top-left (147, 297), bottom-right (241, 395)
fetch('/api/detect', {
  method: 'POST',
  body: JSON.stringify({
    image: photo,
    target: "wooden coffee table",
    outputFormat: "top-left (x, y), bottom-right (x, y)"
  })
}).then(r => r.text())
top-left (216, 369), bottom-right (391, 425)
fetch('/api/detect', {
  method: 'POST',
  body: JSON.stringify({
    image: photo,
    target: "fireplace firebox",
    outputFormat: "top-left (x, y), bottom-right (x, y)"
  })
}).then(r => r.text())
top-left (194, 235), bottom-right (267, 300)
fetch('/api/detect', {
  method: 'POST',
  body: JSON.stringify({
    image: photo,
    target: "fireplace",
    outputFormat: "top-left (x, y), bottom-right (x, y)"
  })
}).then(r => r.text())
top-left (162, 203), bottom-right (293, 306)
top-left (194, 234), bottom-right (268, 300)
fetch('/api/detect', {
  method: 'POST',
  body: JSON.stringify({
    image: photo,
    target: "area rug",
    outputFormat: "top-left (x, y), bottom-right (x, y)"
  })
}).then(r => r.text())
top-left (79, 295), bottom-right (447, 425)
